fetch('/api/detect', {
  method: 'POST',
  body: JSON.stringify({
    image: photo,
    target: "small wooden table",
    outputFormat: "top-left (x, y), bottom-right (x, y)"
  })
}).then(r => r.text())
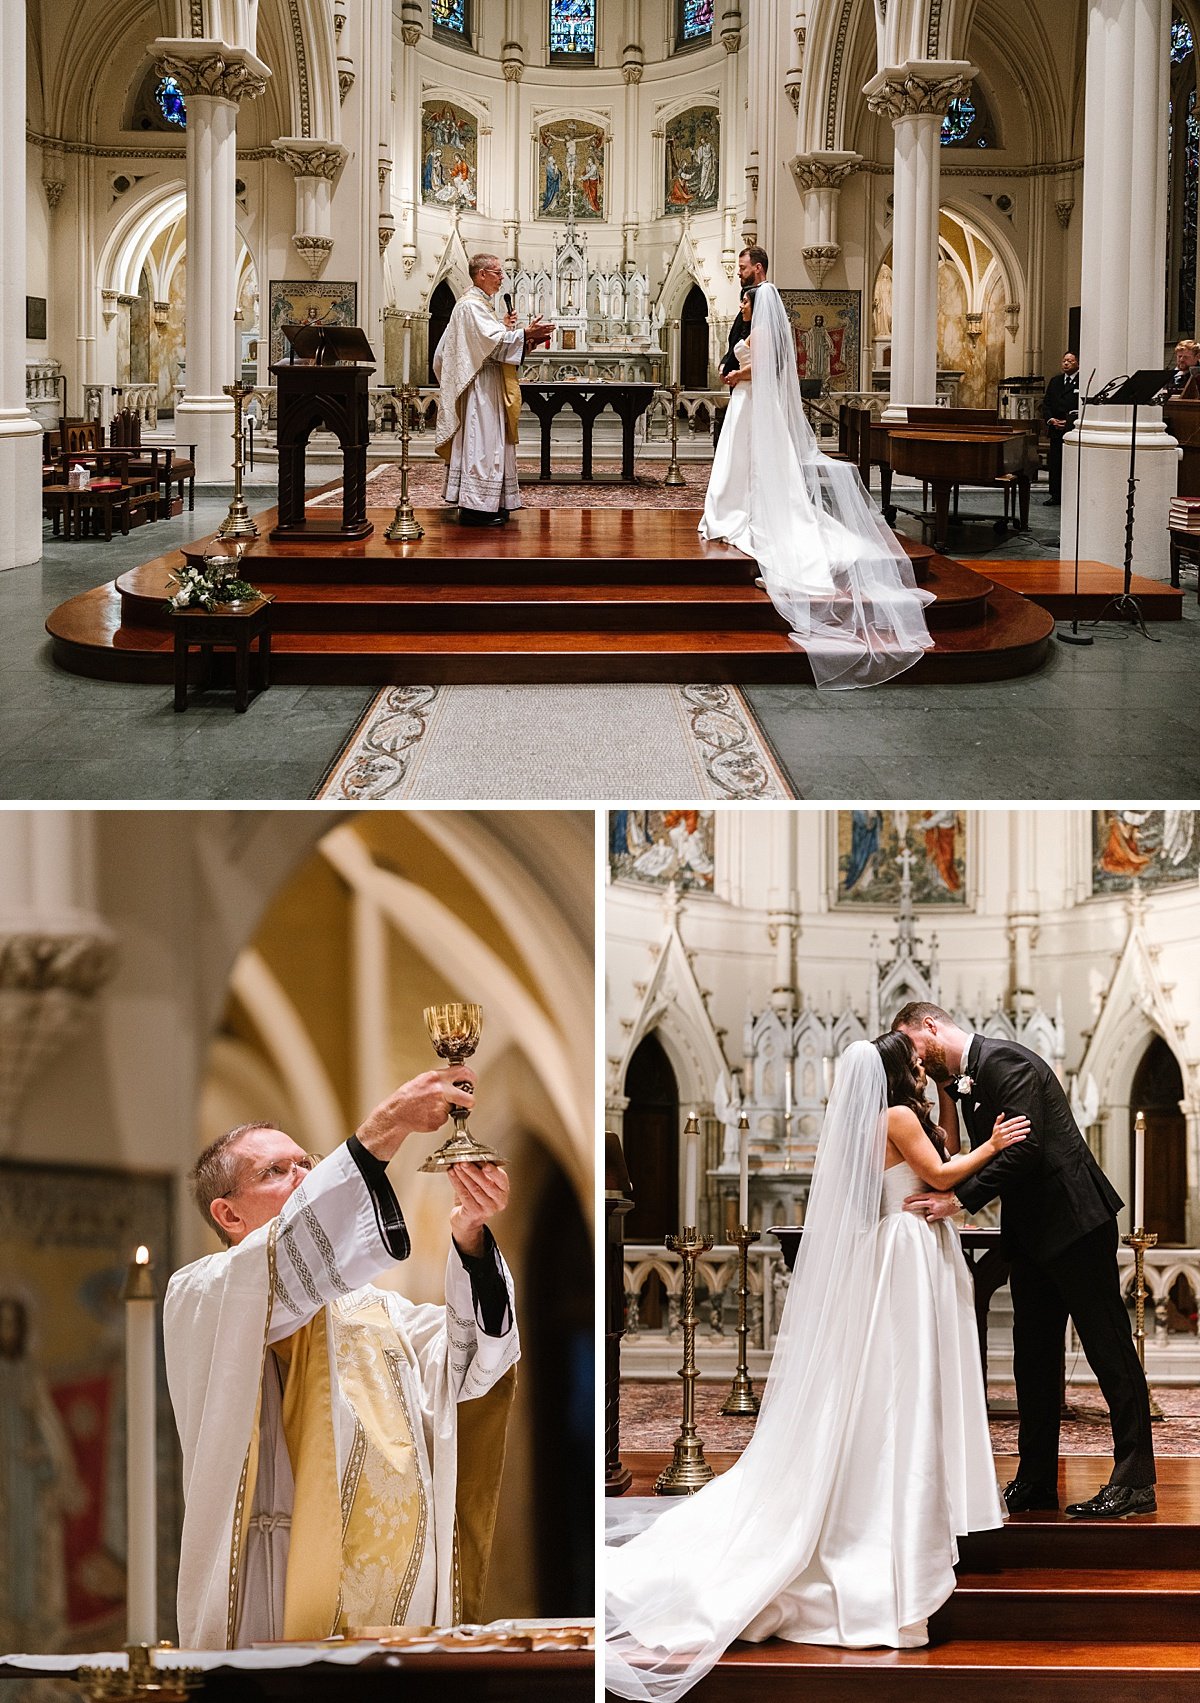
top-left (171, 596), bottom-right (272, 712)
top-left (519, 380), bottom-right (658, 482)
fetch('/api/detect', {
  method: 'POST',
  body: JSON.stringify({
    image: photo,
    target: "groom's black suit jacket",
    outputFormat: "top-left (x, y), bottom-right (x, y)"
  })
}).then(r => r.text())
top-left (953, 1036), bottom-right (1122, 1263)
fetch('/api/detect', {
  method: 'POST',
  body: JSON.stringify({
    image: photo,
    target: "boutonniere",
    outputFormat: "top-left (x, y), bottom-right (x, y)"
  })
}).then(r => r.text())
top-left (953, 1073), bottom-right (974, 1098)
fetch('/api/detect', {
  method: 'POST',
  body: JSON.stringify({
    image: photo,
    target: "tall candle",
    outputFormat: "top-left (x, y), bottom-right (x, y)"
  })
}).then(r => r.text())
top-left (683, 1114), bottom-right (699, 1227)
top-left (124, 1246), bottom-right (157, 1646)
top-left (737, 1112), bottom-right (750, 1228)
top-left (822, 1054), bottom-right (835, 1097)
top-left (671, 319), bottom-right (680, 388)
top-left (402, 316), bottom-right (412, 386)
top-left (1134, 1109), bottom-right (1146, 1231)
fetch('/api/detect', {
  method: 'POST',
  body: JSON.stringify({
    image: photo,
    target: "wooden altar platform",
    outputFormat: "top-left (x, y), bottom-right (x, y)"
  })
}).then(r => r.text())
top-left (46, 503), bottom-right (1061, 687)
top-left (608, 1454), bottom-right (1200, 1700)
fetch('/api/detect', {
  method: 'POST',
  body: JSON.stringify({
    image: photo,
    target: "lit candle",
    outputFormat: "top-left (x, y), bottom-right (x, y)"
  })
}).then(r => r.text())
top-left (1134, 1109), bottom-right (1146, 1231)
top-left (737, 1112), bottom-right (750, 1228)
top-left (123, 1246), bottom-right (157, 1646)
top-left (683, 1114), bottom-right (699, 1227)
top-left (402, 316), bottom-right (412, 387)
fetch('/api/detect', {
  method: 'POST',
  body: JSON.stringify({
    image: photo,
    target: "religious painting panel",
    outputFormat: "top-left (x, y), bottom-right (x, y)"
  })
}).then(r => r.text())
top-left (537, 120), bottom-right (606, 221)
top-left (609, 810), bottom-right (715, 892)
top-left (778, 288), bottom-right (862, 393)
top-left (1092, 810), bottom-right (1200, 893)
top-left (26, 296), bottom-right (47, 340)
top-left (835, 810), bottom-right (969, 906)
top-left (663, 106), bottom-right (720, 214)
top-left (420, 100), bottom-right (479, 210)
top-left (0, 1160), bottom-right (179, 1650)
top-left (267, 279), bottom-right (358, 366)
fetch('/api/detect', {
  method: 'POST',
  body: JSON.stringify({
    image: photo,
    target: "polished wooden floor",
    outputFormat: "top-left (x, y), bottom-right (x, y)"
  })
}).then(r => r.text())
top-left (46, 502), bottom-right (1068, 686)
top-left (608, 1455), bottom-right (1200, 1700)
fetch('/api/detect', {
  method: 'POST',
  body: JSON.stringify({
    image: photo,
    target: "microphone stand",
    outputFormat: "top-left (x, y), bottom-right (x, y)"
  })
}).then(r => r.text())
top-left (1082, 371), bottom-right (1163, 642)
top-left (1057, 366), bottom-right (1093, 647)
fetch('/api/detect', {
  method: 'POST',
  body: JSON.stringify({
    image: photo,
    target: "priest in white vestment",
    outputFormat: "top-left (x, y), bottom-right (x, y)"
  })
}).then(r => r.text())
top-left (164, 1064), bottom-right (520, 1649)
top-left (434, 252), bottom-right (551, 526)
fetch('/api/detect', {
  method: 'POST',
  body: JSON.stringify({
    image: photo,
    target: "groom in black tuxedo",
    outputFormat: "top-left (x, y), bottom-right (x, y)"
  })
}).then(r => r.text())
top-left (892, 1001), bottom-right (1155, 1518)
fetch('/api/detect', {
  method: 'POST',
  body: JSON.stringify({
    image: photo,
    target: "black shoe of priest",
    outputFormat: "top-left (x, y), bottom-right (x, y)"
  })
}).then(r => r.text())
top-left (1003, 1477), bottom-right (1059, 1512)
top-left (1064, 1484), bottom-right (1156, 1518)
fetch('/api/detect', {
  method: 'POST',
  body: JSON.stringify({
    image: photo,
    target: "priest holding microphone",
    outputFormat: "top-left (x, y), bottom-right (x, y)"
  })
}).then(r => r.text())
top-left (434, 254), bottom-right (553, 527)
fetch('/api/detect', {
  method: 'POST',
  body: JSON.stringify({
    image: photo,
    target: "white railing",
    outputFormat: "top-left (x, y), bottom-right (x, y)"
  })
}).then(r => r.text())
top-left (113, 384), bottom-right (159, 429)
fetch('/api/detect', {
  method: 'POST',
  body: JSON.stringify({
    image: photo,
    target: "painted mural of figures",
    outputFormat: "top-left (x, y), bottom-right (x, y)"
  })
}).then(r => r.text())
top-left (663, 107), bottom-right (720, 214)
top-left (1099, 811), bottom-right (1156, 879)
top-left (580, 150), bottom-right (603, 214)
top-left (919, 810), bottom-right (963, 893)
top-left (801, 314), bottom-right (835, 384)
top-left (695, 131), bottom-right (717, 202)
top-left (541, 150), bottom-right (563, 214)
top-left (539, 121), bottom-right (605, 220)
top-left (843, 809), bottom-right (883, 891)
top-left (420, 101), bottom-right (479, 209)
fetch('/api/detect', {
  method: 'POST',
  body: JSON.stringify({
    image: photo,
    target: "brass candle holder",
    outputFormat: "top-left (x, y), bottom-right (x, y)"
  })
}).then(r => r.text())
top-left (386, 320), bottom-right (425, 542)
top-left (663, 379), bottom-right (686, 488)
top-left (721, 1225), bottom-right (761, 1416)
top-left (655, 1225), bottom-right (714, 1494)
top-left (216, 380), bottom-right (258, 539)
top-left (1120, 1225), bottom-right (1159, 1371)
top-left (77, 1644), bottom-right (202, 1703)
top-left (418, 1002), bottom-right (505, 1172)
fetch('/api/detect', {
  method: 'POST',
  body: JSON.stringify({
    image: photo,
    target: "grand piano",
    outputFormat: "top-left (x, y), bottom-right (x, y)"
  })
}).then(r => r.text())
top-left (874, 409), bottom-right (1036, 549)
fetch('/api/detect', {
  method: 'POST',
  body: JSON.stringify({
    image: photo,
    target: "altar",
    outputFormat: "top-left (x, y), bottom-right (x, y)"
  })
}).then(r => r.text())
top-left (520, 380), bottom-right (658, 482)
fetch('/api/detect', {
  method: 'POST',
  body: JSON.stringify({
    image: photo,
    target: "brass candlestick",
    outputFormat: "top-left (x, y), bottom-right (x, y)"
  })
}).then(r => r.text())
top-left (77, 1644), bottom-right (202, 1703)
top-left (418, 1002), bottom-right (505, 1172)
top-left (721, 1225), bottom-right (760, 1415)
top-left (1121, 1226), bottom-right (1158, 1371)
top-left (664, 379), bottom-right (686, 487)
top-left (216, 380), bottom-right (258, 539)
top-left (655, 1225), bottom-right (714, 1494)
top-left (386, 321), bottom-right (424, 542)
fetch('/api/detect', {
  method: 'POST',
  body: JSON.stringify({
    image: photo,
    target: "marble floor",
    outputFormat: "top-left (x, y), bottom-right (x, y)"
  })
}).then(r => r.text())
top-left (1, 473), bottom-right (1196, 801)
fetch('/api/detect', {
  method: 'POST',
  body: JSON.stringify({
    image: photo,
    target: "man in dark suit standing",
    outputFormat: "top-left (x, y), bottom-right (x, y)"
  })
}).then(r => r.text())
top-left (713, 247), bottom-right (768, 448)
top-left (1041, 351), bottom-right (1079, 506)
top-left (892, 1001), bottom-right (1155, 1518)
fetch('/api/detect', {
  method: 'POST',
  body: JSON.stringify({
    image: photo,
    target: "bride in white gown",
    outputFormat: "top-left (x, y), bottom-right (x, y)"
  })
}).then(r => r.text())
top-left (605, 1036), bottom-right (1028, 1702)
top-left (700, 283), bottom-right (934, 689)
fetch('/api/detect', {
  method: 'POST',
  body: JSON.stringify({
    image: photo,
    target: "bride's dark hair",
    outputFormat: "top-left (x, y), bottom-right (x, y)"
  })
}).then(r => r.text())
top-left (741, 284), bottom-right (758, 310)
top-left (872, 1031), bottom-right (947, 1159)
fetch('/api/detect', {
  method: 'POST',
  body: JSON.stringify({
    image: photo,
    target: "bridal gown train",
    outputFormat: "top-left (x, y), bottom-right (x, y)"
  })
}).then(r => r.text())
top-left (605, 1155), bottom-right (1003, 1698)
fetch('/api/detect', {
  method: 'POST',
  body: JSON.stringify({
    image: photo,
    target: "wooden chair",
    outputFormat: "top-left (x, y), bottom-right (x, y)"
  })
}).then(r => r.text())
top-left (59, 418), bottom-right (103, 455)
top-left (109, 409), bottom-right (196, 513)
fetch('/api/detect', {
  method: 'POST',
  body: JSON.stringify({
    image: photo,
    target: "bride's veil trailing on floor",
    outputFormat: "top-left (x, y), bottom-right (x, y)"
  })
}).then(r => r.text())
top-left (604, 1041), bottom-right (891, 1702)
top-left (746, 284), bottom-right (934, 689)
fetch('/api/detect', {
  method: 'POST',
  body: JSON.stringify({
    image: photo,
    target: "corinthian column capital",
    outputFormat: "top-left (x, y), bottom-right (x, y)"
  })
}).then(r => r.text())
top-left (273, 138), bottom-right (348, 181)
top-left (864, 60), bottom-right (976, 122)
top-left (152, 38), bottom-right (271, 104)
top-left (788, 151), bottom-right (861, 192)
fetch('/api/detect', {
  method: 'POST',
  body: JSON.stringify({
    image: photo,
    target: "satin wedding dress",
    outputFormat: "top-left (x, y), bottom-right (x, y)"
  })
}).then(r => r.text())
top-left (698, 285), bottom-right (934, 690)
top-left (605, 1044), bottom-right (1003, 1702)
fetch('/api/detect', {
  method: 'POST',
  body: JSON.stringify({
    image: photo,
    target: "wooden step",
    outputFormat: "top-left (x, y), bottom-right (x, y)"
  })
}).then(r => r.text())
top-left (968, 559), bottom-right (1183, 620)
top-left (931, 1567), bottom-right (1200, 1641)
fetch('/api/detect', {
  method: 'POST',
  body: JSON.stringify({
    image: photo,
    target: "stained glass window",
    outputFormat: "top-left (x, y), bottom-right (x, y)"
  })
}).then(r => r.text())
top-left (156, 75), bottom-right (186, 128)
top-left (549, 0), bottom-right (596, 60)
top-left (432, 0), bottom-right (468, 37)
top-left (940, 95), bottom-right (975, 145)
top-left (678, 0), bottom-right (713, 46)
top-left (1172, 17), bottom-right (1194, 62)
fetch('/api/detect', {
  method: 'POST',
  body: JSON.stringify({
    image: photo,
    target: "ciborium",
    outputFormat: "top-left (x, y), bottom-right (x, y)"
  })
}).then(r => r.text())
top-left (418, 1002), bottom-right (506, 1173)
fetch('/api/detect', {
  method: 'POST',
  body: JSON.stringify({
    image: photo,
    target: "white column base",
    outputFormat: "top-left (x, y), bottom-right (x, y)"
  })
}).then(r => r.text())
top-left (176, 394), bottom-right (236, 485)
top-left (1060, 416), bottom-right (1180, 579)
top-left (881, 401), bottom-right (908, 424)
top-left (0, 414), bottom-right (44, 570)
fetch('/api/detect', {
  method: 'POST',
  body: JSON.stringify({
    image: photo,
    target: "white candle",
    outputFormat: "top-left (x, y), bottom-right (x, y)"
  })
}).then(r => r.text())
top-left (784, 1056), bottom-right (793, 1122)
top-left (683, 1115), bottom-right (699, 1227)
top-left (402, 317), bottom-right (412, 386)
top-left (671, 320), bottom-right (680, 388)
top-left (737, 1113), bottom-right (750, 1227)
top-left (1134, 1110), bottom-right (1146, 1231)
top-left (124, 1246), bottom-right (157, 1646)
top-left (822, 1054), bottom-right (835, 1097)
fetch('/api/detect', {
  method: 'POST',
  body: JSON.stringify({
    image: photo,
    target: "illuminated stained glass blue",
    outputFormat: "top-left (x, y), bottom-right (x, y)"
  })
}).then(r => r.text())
top-left (1171, 17), bottom-right (1194, 62)
top-left (940, 94), bottom-right (975, 145)
top-left (156, 75), bottom-right (186, 128)
top-left (550, 0), bottom-right (596, 56)
top-left (432, 0), bottom-right (467, 34)
top-left (681, 0), bottom-right (713, 41)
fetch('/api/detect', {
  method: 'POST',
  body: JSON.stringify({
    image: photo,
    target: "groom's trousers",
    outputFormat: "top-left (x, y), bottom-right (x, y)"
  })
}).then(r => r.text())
top-left (1008, 1217), bottom-right (1155, 1487)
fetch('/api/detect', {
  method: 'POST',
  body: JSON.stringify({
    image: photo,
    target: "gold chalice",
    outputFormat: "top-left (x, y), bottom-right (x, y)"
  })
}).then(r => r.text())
top-left (418, 1002), bottom-right (506, 1173)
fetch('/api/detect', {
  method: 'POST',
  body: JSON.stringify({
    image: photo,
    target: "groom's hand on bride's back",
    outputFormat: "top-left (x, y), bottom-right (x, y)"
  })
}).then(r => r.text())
top-left (903, 1190), bottom-right (961, 1222)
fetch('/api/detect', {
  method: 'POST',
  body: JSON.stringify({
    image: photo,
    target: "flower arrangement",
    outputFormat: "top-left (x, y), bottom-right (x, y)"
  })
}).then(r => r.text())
top-left (164, 543), bottom-right (264, 613)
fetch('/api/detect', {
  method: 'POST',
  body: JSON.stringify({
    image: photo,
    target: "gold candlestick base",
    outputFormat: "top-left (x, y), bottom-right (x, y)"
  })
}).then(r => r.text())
top-left (385, 368), bottom-right (425, 541)
top-left (1121, 1226), bottom-right (1163, 1417)
top-left (216, 381), bottom-right (259, 540)
top-left (721, 1224), bottom-right (761, 1416)
top-left (663, 380), bottom-right (686, 487)
top-left (656, 1226), bottom-right (715, 1494)
top-left (77, 1644), bottom-right (202, 1703)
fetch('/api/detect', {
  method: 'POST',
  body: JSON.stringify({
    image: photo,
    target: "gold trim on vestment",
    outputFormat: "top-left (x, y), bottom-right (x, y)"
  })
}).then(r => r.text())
top-left (225, 1218), bottom-right (282, 1647)
top-left (384, 1349), bottom-right (429, 1624)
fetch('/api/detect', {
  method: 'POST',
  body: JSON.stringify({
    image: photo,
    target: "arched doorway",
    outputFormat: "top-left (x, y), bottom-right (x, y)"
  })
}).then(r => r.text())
top-left (680, 282), bottom-right (710, 389)
top-left (1131, 1035), bottom-right (1187, 1244)
top-left (622, 1031), bottom-right (679, 1332)
top-left (427, 279), bottom-right (457, 382)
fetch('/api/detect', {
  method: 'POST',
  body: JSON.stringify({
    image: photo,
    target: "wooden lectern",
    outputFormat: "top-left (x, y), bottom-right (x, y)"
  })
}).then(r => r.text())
top-left (270, 323), bottom-right (375, 541)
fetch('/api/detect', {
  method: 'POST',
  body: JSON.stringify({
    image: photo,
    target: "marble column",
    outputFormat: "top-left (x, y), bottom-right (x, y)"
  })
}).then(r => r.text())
top-left (1062, 0), bottom-right (1177, 577)
top-left (0, 814), bottom-right (115, 1149)
top-left (154, 40), bottom-right (269, 484)
top-left (356, 0), bottom-right (391, 359)
top-left (864, 61), bottom-right (975, 420)
top-left (0, 0), bottom-right (43, 570)
top-left (399, 3), bottom-right (422, 277)
top-left (274, 140), bottom-right (347, 280)
top-left (789, 152), bottom-right (860, 287)
top-left (502, 1), bottom-right (526, 270)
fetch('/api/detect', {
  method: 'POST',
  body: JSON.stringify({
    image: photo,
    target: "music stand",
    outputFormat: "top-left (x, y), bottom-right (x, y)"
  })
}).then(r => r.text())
top-left (1081, 368), bottom-right (1168, 641)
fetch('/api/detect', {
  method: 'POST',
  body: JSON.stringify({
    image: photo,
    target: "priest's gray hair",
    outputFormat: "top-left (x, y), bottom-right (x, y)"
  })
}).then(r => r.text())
top-left (468, 252), bottom-right (502, 280)
top-left (189, 1122), bottom-right (278, 1247)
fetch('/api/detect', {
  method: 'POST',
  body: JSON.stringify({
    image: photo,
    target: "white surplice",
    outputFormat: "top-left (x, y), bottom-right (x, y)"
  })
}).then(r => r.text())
top-left (433, 288), bottom-right (525, 512)
top-left (164, 1144), bottom-right (519, 1650)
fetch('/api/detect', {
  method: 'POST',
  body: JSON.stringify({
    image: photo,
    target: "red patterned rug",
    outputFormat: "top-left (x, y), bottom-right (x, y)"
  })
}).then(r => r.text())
top-left (317, 459), bottom-right (707, 511)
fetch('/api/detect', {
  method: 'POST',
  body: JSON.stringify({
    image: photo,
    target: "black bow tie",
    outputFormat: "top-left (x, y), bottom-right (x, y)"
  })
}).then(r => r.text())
top-left (945, 1081), bottom-right (966, 1101)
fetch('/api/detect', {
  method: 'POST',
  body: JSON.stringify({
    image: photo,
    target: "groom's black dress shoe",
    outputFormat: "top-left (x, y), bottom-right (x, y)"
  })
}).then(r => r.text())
top-left (1064, 1484), bottom-right (1157, 1518)
top-left (1003, 1478), bottom-right (1059, 1512)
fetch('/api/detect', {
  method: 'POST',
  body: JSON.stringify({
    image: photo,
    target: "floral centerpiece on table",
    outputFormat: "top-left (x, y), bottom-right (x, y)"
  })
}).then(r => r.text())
top-left (164, 542), bottom-right (265, 613)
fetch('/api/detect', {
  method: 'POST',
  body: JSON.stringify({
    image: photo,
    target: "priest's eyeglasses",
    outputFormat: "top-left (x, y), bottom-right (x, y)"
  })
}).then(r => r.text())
top-left (234, 1154), bottom-right (319, 1192)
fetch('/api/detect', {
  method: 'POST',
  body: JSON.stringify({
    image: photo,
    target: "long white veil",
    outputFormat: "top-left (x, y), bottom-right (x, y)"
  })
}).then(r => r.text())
top-left (604, 1040), bottom-right (890, 1701)
top-left (745, 284), bottom-right (934, 689)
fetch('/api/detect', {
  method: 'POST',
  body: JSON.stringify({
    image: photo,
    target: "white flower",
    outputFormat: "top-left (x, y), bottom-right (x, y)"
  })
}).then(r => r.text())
top-left (954, 1073), bottom-right (973, 1097)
